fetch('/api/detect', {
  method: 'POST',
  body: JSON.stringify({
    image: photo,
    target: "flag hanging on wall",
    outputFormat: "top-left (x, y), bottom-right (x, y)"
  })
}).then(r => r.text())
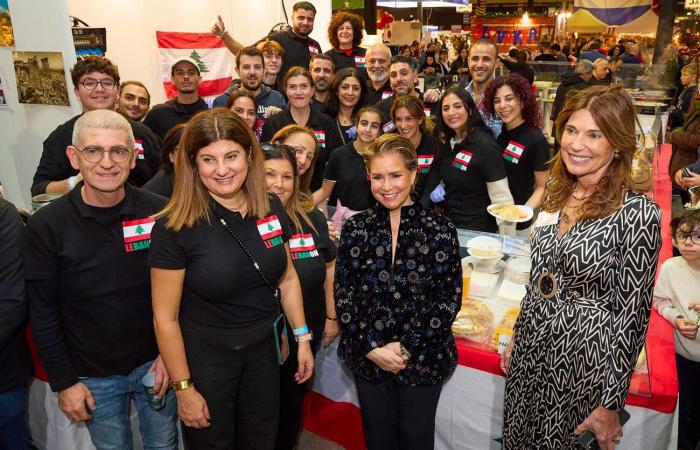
top-left (156, 31), bottom-right (232, 99)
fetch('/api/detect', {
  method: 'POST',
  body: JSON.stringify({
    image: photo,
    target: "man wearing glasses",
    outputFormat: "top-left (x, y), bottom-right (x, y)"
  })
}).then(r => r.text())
top-left (25, 110), bottom-right (178, 450)
top-left (143, 57), bottom-right (208, 140)
top-left (31, 56), bottom-right (161, 197)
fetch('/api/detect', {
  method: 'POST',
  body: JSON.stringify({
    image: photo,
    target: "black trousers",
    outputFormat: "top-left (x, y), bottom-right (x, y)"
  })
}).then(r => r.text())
top-left (354, 376), bottom-right (443, 450)
top-left (275, 317), bottom-right (323, 450)
top-left (677, 354), bottom-right (700, 450)
top-left (183, 332), bottom-right (280, 450)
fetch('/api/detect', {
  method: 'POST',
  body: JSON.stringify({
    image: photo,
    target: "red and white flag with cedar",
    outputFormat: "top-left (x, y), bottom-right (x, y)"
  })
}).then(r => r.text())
top-left (156, 31), bottom-right (232, 99)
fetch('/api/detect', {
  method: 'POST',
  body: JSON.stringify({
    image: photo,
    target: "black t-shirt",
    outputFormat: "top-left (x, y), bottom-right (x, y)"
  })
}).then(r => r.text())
top-left (362, 79), bottom-right (393, 107)
top-left (149, 195), bottom-right (292, 347)
top-left (424, 129), bottom-right (507, 232)
top-left (323, 142), bottom-right (376, 211)
top-left (24, 184), bottom-right (167, 391)
top-left (414, 133), bottom-right (441, 199)
top-left (142, 169), bottom-right (173, 199)
top-left (497, 123), bottom-right (550, 229)
top-left (289, 209), bottom-right (337, 340)
top-left (260, 107), bottom-right (343, 191)
top-left (268, 30), bottom-right (322, 89)
top-left (31, 115), bottom-right (162, 196)
top-left (143, 98), bottom-right (209, 139)
top-left (323, 47), bottom-right (368, 80)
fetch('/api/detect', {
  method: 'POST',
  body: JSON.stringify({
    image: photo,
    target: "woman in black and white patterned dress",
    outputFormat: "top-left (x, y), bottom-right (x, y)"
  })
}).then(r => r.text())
top-left (500, 85), bottom-right (662, 450)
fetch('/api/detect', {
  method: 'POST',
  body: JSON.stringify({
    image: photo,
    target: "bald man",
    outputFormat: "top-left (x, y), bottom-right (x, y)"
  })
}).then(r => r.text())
top-left (591, 58), bottom-right (611, 85)
top-left (363, 44), bottom-right (393, 106)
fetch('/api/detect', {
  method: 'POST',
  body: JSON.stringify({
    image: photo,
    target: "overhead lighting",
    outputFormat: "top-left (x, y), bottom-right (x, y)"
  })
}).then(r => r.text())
top-left (377, 0), bottom-right (469, 7)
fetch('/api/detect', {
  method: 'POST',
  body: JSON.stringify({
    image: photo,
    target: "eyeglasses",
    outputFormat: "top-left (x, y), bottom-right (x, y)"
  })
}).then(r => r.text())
top-left (80, 78), bottom-right (117, 90)
top-left (260, 142), bottom-right (296, 159)
top-left (674, 232), bottom-right (700, 246)
top-left (77, 146), bottom-right (132, 163)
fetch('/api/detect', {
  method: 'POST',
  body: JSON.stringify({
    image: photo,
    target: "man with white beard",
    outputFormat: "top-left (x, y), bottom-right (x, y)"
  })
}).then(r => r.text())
top-left (362, 44), bottom-right (393, 106)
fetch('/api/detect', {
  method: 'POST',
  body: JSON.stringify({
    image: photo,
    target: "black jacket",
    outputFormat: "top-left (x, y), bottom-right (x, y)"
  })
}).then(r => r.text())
top-left (0, 199), bottom-right (33, 394)
top-left (551, 73), bottom-right (588, 123)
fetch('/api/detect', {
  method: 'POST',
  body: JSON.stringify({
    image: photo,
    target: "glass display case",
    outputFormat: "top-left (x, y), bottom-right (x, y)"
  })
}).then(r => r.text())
top-left (453, 228), bottom-right (652, 397)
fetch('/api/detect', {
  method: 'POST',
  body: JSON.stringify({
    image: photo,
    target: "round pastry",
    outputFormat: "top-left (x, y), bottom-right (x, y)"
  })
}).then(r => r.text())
top-left (452, 299), bottom-right (494, 341)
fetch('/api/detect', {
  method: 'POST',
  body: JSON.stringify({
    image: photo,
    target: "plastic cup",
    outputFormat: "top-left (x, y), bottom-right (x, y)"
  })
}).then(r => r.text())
top-left (142, 371), bottom-right (166, 410)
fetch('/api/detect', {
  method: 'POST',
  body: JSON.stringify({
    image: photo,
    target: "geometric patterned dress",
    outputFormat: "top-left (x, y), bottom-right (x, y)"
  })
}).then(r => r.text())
top-left (503, 192), bottom-right (662, 449)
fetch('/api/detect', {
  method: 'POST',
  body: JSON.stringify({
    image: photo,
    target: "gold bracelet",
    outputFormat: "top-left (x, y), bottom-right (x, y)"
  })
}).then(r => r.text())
top-left (171, 378), bottom-right (194, 391)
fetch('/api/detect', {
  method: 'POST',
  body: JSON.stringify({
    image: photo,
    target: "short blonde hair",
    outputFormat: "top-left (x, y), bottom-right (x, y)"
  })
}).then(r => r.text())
top-left (363, 133), bottom-right (418, 173)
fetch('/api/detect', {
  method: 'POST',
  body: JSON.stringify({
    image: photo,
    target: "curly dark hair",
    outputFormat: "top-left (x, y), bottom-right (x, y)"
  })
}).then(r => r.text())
top-left (482, 73), bottom-right (543, 130)
top-left (327, 11), bottom-right (364, 49)
top-left (71, 56), bottom-right (120, 87)
top-left (437, 86), bottom-right (490, 143)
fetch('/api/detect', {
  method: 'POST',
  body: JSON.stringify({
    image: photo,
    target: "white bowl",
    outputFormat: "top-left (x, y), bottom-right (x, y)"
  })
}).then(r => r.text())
top-left (466, 249), bottom-right (503, 270)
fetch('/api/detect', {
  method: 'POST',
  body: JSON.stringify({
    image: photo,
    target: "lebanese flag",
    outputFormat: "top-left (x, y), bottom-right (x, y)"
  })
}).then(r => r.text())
top-left (256, 215), bottom-right (283, 240)
top-left (134, 139), bottom-right (144, 160)
top-left (290, 234), bottom-right (316, 252)
top-left (156, 31), bottom-right (233, 99)
top-left (122, 217), bottom-right (155, 244)
top-left (452, 150), bottom-right (473, 171)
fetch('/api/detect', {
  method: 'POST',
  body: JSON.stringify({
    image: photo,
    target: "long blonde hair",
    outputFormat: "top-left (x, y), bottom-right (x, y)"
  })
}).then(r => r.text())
top-left (158, 109), bottom-right (270, 230)
top-left (544, 85), bottom-right (645, 220)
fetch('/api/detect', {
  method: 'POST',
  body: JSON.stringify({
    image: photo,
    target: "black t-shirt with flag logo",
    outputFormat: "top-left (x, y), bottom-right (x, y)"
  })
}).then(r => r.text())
top-left (497, 123), bottom-right (549, 228)
top-left (323, 47), bottom-right (368, 80)
top-left (149, 194), bottom-right (292, 347)
top-left (423, 129), bottom-right (507, 232)
top-left (288, 209), bottom-right (337, 346)
top-left (362, 79), bottom-right (393, 107)
top-left (24, 183), bottom-right (167, 392)
top-left (322, 142), bottom-right (376, 211)
top-left (267, 30), bottom-right (322, 91)
top-left (496, 122), bottom-right (550, 204)
top-left (31, 114), bottom-right (162, 197)
top-left (260, 106), bottom-right (343, 191)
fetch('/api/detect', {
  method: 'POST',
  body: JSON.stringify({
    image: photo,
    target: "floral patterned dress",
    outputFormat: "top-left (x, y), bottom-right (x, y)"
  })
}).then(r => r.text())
top-left (503, 192), bottom-right (662, 449)
top-left (334, 202), bottom-right (462, 386)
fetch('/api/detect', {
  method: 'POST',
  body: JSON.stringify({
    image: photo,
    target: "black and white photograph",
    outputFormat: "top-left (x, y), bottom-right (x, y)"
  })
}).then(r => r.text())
top-left (12, 51), bottom-right (69, 106)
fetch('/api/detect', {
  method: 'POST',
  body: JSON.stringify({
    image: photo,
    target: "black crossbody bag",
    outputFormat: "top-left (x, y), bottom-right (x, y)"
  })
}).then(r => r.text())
top-left (219, 217), bottom-right (288, 364)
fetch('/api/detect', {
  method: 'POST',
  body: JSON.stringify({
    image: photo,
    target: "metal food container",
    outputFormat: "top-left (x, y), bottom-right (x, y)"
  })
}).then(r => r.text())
top-left (31, 193), bottom-right (63, 213)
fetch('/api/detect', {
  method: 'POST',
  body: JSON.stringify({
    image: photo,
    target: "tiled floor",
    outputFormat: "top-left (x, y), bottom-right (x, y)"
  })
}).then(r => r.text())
top-left (297, 430), bottom-right (345, 450)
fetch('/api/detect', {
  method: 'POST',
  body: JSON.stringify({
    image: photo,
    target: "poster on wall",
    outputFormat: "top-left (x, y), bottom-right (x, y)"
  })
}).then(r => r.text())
top-left (0, 66), bottom-right (9, 108)
top-left (12, 51), bottom-right (70, 106)
top-left (0, 0), bottom-right (14, 47)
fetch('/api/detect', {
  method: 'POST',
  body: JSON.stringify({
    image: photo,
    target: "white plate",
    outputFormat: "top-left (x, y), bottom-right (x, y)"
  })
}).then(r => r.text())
top-left (487, 204), bottom-right (534, 223)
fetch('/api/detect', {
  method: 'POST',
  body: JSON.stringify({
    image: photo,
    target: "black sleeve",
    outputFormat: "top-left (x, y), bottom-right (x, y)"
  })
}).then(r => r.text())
top-left (0, 200), bottom-right (27, 351)
top-left (449, 60), bottom-right (460, 75)
top-left (24, 213), bottom-right (77, 392)
top-left (148, 219), bottom-right (188, 270)
top-left (269, 195), bottom-right (292, 242)
top-left (322, 149), bottom-right (340, 181)
top-left (32, 126), bottom-right (75, 196)
top-left (419, 143), bottom-right (447, 207)
top-left (142, 109), bottom-right (162, 139)
top-left (129, 123), bottom-right (162, 187)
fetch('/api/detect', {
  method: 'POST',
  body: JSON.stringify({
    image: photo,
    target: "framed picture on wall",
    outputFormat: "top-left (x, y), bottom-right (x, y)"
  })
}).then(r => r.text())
top-left (12, 51), bottom-right (70, 106)
top-left (0, 0), bottom-right (14, 47)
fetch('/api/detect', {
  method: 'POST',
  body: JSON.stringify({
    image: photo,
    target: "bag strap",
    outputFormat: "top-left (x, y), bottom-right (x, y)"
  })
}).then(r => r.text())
top-left (219, 217), bottom-right (280, 302)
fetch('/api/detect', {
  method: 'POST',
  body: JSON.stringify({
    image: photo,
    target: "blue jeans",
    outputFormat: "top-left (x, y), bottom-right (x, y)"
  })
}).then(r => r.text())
top-left (81, 360), bottom-right (178, 450)
top-left (0, 384), bottom-right (28, 450)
